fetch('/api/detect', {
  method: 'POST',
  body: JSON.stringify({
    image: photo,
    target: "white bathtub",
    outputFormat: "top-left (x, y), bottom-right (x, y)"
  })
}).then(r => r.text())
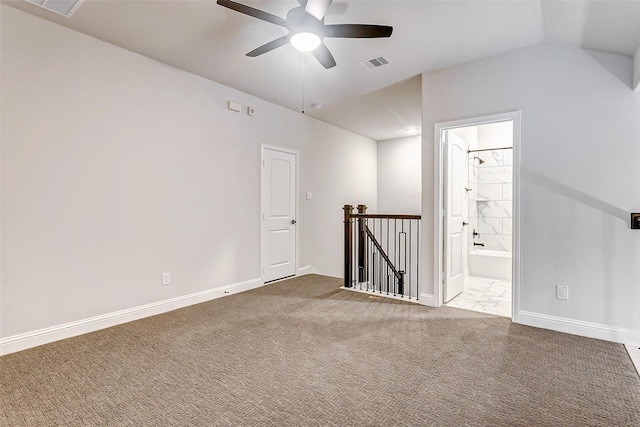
top-left (468, 249), bottom-right (511, 280)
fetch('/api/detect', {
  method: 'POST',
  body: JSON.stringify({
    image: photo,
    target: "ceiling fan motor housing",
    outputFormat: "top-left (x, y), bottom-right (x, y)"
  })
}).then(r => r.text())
top-left (286, 7), bottom-right (324, 41)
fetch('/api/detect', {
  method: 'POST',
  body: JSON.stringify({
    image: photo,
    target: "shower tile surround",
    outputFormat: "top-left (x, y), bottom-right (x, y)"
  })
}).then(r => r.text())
top-left (469, 149), bottom-right (513, 252)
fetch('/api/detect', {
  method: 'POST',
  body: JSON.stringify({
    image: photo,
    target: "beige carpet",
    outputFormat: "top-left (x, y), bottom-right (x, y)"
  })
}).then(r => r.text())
top-left (1, 274), bottom-right (639, 426)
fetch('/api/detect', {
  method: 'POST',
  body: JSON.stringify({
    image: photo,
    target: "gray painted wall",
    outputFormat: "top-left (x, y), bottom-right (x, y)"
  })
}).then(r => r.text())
top-left (377, 135), bottom-right (421, 215)
top-left (422, 44), bottom-right (640, 339)
top-left (0, 5), bottom-right (377, 338)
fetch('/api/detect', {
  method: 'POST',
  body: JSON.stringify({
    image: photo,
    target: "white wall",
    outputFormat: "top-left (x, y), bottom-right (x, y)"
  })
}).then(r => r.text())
top-left (0, 5), bottom-right (376, 340)
top-left (634, 44), bottom-right (640, 90)
top-left (377, 135), bottom-right (421, 214)
top-left (477, 121), bottom-right (513, 150)
top-left (450, 126), bottom-right (478, 151)
top-left (422, 44), bottom-right (640, 341)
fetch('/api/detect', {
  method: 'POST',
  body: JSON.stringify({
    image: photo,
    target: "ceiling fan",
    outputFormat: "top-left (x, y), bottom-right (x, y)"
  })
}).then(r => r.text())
top-left (217, 0), bottom-right (393, 69)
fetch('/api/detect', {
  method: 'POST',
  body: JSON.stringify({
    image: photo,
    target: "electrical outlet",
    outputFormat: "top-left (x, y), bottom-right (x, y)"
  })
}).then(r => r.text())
top-left (162, 272), bottom-right (170, 286)
top-left (556, 285), bottom-right (568, 300)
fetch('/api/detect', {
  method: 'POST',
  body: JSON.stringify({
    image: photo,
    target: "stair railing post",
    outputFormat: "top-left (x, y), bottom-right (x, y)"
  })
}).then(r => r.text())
top-left (343, 205), bottom-right (354, 288)
top-left (357, 204), bottom-right (367, 284)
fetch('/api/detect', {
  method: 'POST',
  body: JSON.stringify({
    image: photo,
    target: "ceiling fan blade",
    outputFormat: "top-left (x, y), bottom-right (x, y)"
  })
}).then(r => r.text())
top-left (246, 36), bottom-right (290, 57)
top-left (305, 0), bottom-right (333, 21)
top-left (312, 43), bottom-right (336, 69)
top-left (323, 24), bottom-right (393, 38)
top-left (217, 0), bottom-right (287, 27)
top-left (300, 0), bottom-right (348, 15)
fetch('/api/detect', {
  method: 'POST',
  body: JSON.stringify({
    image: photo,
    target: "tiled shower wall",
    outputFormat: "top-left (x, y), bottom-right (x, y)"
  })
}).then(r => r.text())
top-left (469, 148), bottom-right (512, 252)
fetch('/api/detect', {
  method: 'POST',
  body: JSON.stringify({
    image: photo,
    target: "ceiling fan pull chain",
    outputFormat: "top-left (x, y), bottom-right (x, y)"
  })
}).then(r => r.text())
top-left (301, 53), bottom-right (306, 114)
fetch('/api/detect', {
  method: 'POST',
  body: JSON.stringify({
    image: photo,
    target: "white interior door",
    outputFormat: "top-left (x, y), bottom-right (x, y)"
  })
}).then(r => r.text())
top-left (443, 131), bottom-right (467, 302)
top-left (262, 147), bottom-right (297, 283)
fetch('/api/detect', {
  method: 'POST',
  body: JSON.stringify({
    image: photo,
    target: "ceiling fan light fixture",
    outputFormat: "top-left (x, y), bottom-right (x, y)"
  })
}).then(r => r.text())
top-left (216, 0), bottom-right (393, 69)
top-left (290, 32), bottom-right (322, 52)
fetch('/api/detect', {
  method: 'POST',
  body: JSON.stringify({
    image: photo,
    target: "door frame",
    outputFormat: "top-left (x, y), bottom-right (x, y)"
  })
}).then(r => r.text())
top-left (434, 111), bottom-right (521, 322)
top-left (261, 144), bottom-right (300, 283)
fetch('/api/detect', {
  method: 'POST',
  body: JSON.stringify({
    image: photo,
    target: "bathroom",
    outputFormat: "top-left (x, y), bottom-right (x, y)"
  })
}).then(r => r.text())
top-left (445, 120), bottom-right (513, 317)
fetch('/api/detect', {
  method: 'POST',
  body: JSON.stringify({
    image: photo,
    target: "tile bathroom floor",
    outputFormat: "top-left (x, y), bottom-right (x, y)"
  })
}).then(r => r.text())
top-left (445, 276), bottom-right (512, 318)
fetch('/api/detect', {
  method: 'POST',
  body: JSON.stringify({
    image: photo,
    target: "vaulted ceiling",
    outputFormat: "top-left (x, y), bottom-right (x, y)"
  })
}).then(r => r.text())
top-left (4, 0), bottom-right (640, 141)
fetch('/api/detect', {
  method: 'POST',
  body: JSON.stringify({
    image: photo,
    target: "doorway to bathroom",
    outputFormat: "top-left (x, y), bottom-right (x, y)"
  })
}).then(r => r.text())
top-left (435, 112), bottom-right (520, 320)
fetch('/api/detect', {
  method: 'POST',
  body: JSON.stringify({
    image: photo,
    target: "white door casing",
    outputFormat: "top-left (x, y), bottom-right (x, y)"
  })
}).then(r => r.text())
top-left (262, 146), bottom-right (297, 283)
top-left (433, 111), bottom-right (521, 322)
top-left (443, 131), bottom-right (467, 302)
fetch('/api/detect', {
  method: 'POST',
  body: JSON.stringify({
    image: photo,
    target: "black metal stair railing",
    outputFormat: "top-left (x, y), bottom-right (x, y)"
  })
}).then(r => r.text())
top-left (343, 204), bottom-right (421, 300)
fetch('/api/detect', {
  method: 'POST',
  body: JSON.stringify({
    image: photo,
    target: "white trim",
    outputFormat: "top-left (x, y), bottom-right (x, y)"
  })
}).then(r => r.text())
top-left (434, 112), bottom-right (521, 323)
top-left (419, 293), bottom-right (437, 307)
top-left (433, 127), bottom-right (443, 308)
top-left (624, 344), bottom-right (640, 377)
top-left (519, 310), bottom-right (640, 344)
top-left (342, 287), bottom-right (421, 304)
top-left (261, 145), bottom-right (300, 283)
top-left (298, 265), bottom-right (319, 276)
top-left (0, 277), bottom-right (262, 356)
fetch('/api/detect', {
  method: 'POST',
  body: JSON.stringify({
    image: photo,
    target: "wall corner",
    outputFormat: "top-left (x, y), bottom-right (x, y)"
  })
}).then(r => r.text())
top-left (633, 45), bottom-right (640, 91)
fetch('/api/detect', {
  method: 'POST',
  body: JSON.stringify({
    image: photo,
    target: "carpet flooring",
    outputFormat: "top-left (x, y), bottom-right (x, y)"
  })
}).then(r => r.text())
top-left (1, 274), bottom-right (639, 426)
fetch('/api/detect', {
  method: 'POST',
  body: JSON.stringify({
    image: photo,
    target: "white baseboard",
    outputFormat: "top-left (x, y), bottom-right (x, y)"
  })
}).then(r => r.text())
top-left (419, 293), bottom-right (438, 307)
top-left (624, 344), bottom-right (640, 377)
top-left (0, 277), bottom-right (262, 356)
top-left (342, 286), bottom-right (421, 304)
top-left (298, 265), bottom-right (319, 276)
top-left (518, 310), bottom-right (640, 344)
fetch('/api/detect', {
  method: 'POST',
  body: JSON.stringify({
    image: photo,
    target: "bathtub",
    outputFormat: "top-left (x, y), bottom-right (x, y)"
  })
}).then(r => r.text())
top-left (468, 249), bottom-right (511, 280)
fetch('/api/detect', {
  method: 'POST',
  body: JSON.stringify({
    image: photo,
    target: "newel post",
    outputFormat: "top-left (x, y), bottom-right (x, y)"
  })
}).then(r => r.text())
top-left (343, 205), bottom-right (354, 288)
top-left (357, 204), bottom-right (367, 284)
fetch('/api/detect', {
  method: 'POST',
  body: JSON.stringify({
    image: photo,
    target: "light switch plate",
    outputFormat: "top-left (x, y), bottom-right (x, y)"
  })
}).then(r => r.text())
top-left (227, 101), bottom-right (241, 112)
top-left (306, 192), bottom-right (312, 200)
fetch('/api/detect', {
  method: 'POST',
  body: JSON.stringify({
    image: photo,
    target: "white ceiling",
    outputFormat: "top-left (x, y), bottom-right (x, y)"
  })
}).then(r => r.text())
top-left (4, 0), bottom-right (640, 141)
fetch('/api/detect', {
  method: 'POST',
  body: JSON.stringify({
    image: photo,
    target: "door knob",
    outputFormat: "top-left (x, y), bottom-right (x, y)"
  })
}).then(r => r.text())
top-left (291, 220), bottom-right (297, 225)
top-left (462, 221), bottom-right (468, 226)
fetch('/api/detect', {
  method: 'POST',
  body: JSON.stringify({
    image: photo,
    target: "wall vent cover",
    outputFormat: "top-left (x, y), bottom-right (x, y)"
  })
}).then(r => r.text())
top-left (359, 56), bottom-right (390, 70)
top-left (24, 0), bottom-right (85, 18)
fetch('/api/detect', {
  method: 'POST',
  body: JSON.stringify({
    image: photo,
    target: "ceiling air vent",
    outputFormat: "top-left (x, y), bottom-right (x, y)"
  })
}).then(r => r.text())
top-left (359, 56), bottom-right (390, 70)
top-left (24, 0), bottom-right (85, 18)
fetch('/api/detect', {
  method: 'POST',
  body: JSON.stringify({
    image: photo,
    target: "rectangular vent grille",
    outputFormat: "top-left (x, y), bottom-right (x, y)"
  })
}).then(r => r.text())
top-left (359, 56), bottom-right (389, 70)
top-left (24, 0), bottom-right (85, 18)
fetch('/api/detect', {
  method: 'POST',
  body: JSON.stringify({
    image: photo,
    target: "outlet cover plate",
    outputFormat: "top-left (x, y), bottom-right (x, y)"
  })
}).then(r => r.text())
top-left (557, 285), bottom-right (568, 300)
top-left (162, 273), bottom-right (170, 286)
